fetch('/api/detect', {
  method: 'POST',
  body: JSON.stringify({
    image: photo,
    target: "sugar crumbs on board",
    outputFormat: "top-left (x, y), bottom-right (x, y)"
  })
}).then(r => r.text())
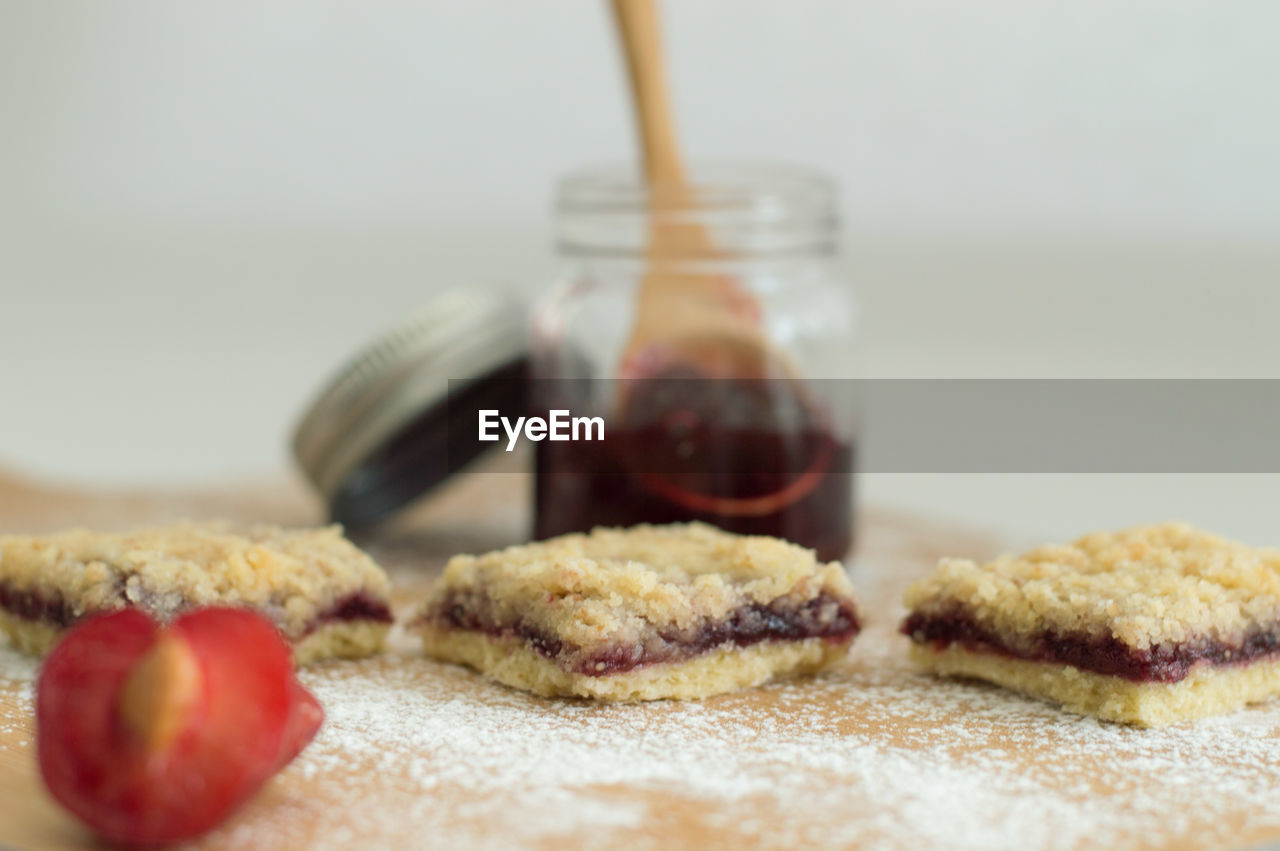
top-left (4, 628), bottom-right (1280, 850)
top-left (231, 629), bottom-right (1280, 850)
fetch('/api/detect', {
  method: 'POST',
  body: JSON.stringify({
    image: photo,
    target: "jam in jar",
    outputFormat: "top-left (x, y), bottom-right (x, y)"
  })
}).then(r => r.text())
top-left (532, 164), bottom-right (857, 561)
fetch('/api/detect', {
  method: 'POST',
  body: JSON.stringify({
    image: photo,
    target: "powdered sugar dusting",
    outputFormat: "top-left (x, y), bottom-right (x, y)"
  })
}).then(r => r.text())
top-left (191, 620), bottom-right (1280, 850)
top-left (3, 509), bottom-right (1280, 849)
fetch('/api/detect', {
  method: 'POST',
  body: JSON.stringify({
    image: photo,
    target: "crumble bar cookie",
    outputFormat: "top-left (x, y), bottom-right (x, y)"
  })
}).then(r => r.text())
top-left (413, 523), bottom-right (860, 700)
top-left (0, 523), bottom-right (393, 665)
top-left (902, 523), bottom-right (1280, 727)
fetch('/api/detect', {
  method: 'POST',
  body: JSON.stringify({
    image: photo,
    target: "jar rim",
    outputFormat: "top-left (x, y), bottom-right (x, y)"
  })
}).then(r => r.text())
top-left (559, 161), bottom-right (834, 213)
top-left (556, 161), bottom-right (839, 258)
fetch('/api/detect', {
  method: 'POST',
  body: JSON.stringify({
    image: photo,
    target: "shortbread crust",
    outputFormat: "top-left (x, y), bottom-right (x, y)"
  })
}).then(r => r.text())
top-left (422, 627), bottom-right (850, 701)
top-left (909, 643), bottom-right (1280, 727)
top-left (0, 523), bottom-right (392, 663)
top-left (903, 523), bottom-right (1280, 726)
top-left (415, 523), bottom-right (860, 700)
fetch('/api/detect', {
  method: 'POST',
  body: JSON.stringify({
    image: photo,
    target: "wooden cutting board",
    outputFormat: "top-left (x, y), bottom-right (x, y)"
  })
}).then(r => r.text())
top-left (2, 465), bottom-right (1280, 851)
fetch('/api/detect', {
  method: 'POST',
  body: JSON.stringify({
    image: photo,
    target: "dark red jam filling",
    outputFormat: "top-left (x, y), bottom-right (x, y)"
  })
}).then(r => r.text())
top-left (901, 608), bottom-right (1280, 683)
top-left (307, 592), bottom-right (394, 632)
top-left (433, 591), bottom-right (861, 676)
top-left (0, 581), bottom-right (391, 634)
top-left (0, 584), bottom-right (78, 627)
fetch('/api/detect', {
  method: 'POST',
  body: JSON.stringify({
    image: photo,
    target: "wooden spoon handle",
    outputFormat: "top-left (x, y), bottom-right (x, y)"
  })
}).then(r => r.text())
top-left (610, 0), bottom-right (774, 383)
top-left (610, 0), bottom-right (685, 186)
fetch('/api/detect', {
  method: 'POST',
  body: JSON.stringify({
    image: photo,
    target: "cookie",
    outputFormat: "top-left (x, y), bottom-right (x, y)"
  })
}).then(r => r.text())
top-left (414, 523), bottom-right (860, 700)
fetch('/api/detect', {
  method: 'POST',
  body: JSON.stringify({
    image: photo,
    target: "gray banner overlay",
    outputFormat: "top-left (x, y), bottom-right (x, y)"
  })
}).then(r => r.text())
top-left (860, 379), bottom-right (1278, 473)
top-left (445, 379), bottom-right (1280, 473)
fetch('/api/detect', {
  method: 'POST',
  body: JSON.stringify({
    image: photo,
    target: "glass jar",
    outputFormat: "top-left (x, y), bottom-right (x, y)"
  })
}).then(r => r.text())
top-left (531, 163), bottom-right (857, 561)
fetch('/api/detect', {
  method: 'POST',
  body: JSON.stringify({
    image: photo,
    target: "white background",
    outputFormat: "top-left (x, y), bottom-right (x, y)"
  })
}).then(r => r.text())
top-left (2, 1), bottom-right (1278, 542)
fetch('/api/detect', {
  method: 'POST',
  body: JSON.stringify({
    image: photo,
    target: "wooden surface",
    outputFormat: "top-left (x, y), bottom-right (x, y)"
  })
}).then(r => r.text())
top-left (2, 466), bottom-right (1280, 850)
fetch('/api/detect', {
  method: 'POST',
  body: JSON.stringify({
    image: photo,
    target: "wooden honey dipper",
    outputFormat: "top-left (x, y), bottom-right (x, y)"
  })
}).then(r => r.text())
top-left (607, 0), bottom-right (832, 519)
top-left (609, 0), bottom-right (782, 383)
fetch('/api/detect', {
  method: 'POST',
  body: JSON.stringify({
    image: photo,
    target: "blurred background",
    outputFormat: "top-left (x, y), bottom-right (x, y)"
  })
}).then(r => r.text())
top-left (2, 1), bottom-right (1278, 540)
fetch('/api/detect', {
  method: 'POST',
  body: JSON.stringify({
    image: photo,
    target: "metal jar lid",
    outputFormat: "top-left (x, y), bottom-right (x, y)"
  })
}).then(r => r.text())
top-left (292, 288), bottom-right (528, 529)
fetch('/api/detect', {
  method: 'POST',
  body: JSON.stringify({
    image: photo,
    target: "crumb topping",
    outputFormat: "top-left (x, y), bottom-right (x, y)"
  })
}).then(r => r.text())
top-left (420, 522), bottom-right (857, 654)
top-left (0, 523), bottom-right (391, 639)
top-left (903, 523), bottom-right (1280, 651)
